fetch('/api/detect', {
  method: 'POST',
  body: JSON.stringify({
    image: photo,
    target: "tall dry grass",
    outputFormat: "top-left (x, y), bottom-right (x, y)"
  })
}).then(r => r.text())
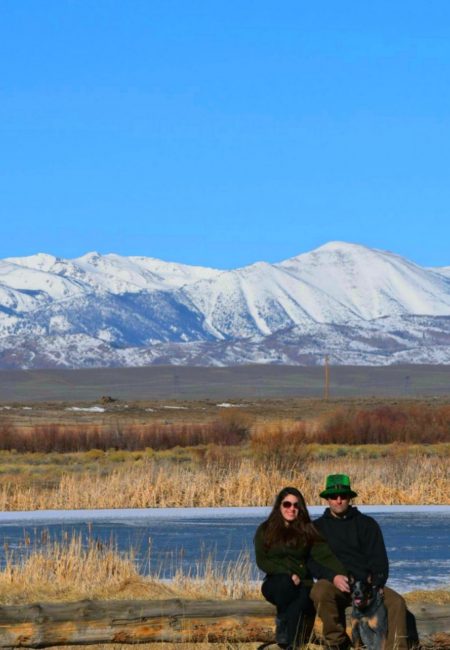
top-left (1, 530), bottom-right (447, 605)
top-left (0, 533), bottom-right (259, 605)
top-left (0, 451), bottom-right (447, 510)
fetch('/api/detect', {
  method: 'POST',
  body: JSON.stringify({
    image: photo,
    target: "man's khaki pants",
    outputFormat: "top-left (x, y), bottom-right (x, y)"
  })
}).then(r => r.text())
top-left (310, 579), bottom-right (408, 650)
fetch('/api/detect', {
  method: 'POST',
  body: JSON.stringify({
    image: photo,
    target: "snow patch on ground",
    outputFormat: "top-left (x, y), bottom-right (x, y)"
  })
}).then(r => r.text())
top-left (65, 406), bottom-right (106, 412)
top-left (162, 405), bottom-right (188, 410)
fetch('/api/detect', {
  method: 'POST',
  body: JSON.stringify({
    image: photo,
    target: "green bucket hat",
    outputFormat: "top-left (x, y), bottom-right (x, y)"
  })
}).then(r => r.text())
top-left (319, 474), bottom-right (358, 499)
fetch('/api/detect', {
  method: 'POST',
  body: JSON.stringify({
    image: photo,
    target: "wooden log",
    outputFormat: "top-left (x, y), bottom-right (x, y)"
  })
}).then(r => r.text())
top-left (0, 599), bottom-right (447, 647)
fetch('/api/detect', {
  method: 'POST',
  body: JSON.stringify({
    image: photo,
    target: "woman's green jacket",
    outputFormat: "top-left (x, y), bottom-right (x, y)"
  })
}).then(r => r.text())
top-left (254, 523), bottom-right (346, 586)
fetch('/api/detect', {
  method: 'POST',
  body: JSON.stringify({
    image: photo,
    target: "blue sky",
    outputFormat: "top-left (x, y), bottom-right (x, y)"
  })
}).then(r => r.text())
top-left (1, 1), bottom-right (450, 269)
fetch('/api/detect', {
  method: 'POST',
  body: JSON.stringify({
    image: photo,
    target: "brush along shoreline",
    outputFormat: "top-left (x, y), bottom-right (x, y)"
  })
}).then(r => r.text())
top-left (0, 526), bottom-right (448, 648)
top-left (0, 451), bottom-right (448, 510)
top-left (0, 398), bottom-right (448, 509)
top-left (0, 531), bottom-right (448, 605)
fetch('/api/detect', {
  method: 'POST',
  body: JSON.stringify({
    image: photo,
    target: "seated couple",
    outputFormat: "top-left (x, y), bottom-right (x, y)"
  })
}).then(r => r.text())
top-left (254, 475), bottom-right (409, 650)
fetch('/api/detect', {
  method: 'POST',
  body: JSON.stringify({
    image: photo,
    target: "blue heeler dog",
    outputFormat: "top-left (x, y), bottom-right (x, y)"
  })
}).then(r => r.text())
top-left (349, 572), bottom-right (388, 650)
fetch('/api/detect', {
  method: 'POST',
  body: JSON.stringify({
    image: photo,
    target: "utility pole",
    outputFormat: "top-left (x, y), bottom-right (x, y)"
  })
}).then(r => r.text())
top-left (324, 354), bottom-right (330, 400)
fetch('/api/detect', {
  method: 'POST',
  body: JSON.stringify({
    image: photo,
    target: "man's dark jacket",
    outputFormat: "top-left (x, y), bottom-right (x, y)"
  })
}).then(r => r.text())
top-left (313, 506), bottom-right (389, 587)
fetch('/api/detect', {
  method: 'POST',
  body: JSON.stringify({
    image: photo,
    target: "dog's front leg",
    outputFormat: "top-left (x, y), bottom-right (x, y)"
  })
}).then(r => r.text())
top-left (351, 618), bottom-right (363, 650)
top-left (374, 629), bottom-right (386, 650)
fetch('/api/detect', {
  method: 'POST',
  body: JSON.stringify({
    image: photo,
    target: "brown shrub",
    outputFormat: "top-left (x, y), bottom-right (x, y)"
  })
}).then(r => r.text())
top-left (250, 419), bottom-right (310, 471)
top-left (315, 405), bottom-right (450, 444)
top-left (213, 409), bottom-right (253, 444)
top-left (0, 415), bottom-right (252, 453)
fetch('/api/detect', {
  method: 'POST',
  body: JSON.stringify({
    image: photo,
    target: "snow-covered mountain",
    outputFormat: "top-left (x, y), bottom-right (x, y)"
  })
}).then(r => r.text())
top-left (1, 242), bottom-right (450, 368)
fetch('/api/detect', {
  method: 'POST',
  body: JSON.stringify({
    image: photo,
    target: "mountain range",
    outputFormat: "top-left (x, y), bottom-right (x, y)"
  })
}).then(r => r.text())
top-left (1, 241), bottom-right (450, 369)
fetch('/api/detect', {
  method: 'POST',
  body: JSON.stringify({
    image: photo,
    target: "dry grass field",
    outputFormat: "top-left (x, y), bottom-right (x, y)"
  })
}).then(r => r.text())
top-left (0, 394), bottom-right (448, 508)
top-left (0, 450), bottom-right (447, 510)
top-left (0, 381), bottom-right (449, 649)
top-left (0, 363), bottom-right (449, 509)
top-left (0, 534), bottom-right (256, 605)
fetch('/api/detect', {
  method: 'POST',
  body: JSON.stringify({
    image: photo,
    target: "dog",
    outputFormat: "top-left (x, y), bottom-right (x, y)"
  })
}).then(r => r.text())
top-left (349, 572), bottom-right (388, 650)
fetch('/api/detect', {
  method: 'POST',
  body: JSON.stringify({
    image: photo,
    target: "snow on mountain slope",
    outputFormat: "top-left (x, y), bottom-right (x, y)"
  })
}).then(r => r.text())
top-left (432, 266), bottom-right (450, 278)
top-left (0, 259), bottom-right (85, 303)
top-left (0, 282), bottom-right (44, 313)
top-left (183, 261), bottom-right (359, 339)
top-left (2, 314), bottom-right (450, 369)
top-left (6, 252), bottom-right (220, 295)
top-left (183, 242), bottom-right (450, 338)
top-left (1, 243), bottom-right (450, 369)
top-left (278, 242), bottom-right (450, 319)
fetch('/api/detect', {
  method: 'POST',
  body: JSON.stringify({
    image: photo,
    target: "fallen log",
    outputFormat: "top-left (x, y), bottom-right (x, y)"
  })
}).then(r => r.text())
top-left (0, 599), bottom-right (447, 647)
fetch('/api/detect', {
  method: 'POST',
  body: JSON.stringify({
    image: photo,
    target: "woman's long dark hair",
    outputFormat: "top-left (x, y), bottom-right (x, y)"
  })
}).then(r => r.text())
top-left (261, 486), bottom-right (323, 549)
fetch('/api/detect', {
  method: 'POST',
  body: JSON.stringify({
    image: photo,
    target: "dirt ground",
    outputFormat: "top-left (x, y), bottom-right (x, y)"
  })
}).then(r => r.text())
top-left (2, 395), bottom-right (450, 430)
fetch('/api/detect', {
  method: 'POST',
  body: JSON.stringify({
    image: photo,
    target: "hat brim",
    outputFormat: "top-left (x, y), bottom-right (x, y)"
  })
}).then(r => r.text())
top-left (320, 489), bottom-right (358, 499)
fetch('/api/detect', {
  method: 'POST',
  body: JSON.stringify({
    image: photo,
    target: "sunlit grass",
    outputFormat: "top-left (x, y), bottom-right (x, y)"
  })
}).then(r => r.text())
top-left (0, 533), bottom-right (260, 605)
top-left (0, 446), bottom-right (448, 510)
top-left (404, 588), bottom-right (450, 605)
top-left (0, 531), bottom-right (447, 605)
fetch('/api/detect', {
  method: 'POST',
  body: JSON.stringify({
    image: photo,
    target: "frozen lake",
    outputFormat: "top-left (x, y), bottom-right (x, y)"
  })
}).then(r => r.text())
top-left (0, 506), bottom-right (449, 593)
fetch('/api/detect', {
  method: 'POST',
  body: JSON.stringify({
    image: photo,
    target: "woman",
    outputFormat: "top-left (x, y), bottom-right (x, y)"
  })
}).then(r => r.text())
top-left (254, 487), bottom-right (346, 650)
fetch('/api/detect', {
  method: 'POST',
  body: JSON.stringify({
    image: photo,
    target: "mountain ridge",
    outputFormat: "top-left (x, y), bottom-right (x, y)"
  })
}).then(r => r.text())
top-left (1, 241), bottom-right (450, 369)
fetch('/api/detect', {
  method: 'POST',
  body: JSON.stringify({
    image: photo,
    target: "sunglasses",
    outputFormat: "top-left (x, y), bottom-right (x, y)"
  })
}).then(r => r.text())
top-left (328, 494), bottom-right (350, 500)
top-left (281, 500), bottom-right (300, 509)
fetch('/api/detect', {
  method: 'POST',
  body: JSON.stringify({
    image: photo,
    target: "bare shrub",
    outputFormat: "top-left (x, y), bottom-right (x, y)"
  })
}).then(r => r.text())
top-left (250, 419), bottom-right (310, 471)
top-left (0, 423), bottom-right (18, 449)
top-left (315, 405), bottom-right (450, 444)
top-left (0, 416), bottom-right (254, 453)
top-left (213, 408), bottom-right (253, 444)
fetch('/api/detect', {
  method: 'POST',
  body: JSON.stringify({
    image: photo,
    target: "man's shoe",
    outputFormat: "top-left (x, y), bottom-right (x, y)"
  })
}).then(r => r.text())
top-left (275, 615), bottom-right (289, 646)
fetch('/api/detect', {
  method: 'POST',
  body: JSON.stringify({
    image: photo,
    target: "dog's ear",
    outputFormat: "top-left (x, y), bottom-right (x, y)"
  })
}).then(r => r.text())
top-left (348, 573), bottom-right (355, 585)
top-left (366, 571), bottom-right (373, 584)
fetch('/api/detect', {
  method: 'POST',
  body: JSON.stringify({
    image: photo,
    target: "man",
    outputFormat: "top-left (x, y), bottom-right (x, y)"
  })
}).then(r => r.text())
top-left (310, 474), bottom-right (408, 650)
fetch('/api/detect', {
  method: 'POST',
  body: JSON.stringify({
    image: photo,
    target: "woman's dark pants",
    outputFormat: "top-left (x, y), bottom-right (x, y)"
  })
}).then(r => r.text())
top-left (262, 574), bottom-right (315, 648)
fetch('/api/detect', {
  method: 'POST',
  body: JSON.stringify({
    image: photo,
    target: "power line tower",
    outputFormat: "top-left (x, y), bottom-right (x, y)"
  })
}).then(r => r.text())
top-left (324, 354), bottom-right (330, 400)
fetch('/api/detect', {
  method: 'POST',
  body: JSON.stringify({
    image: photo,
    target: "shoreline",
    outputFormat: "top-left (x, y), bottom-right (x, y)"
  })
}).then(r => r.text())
top-left (0, 504), bottom-right (449, 523)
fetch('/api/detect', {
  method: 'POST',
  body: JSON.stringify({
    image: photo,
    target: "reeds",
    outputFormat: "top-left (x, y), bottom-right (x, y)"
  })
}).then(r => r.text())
top-left (0, 532), bottom-right (156, 604)
top-left (0, 403), bottom-right (448, 509)
top-left (1, 529), bottom-right (447, 605)
top-left (0, 451), bottom-right (447, 510)
top-left (0, 532), bottom-right (259, 605)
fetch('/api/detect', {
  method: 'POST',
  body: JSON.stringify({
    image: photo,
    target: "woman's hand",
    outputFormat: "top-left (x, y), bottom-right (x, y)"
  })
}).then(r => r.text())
top-left (291, 574), bottom-right (301, 586)
top-left (333, 574), bottom-right (350, 592)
